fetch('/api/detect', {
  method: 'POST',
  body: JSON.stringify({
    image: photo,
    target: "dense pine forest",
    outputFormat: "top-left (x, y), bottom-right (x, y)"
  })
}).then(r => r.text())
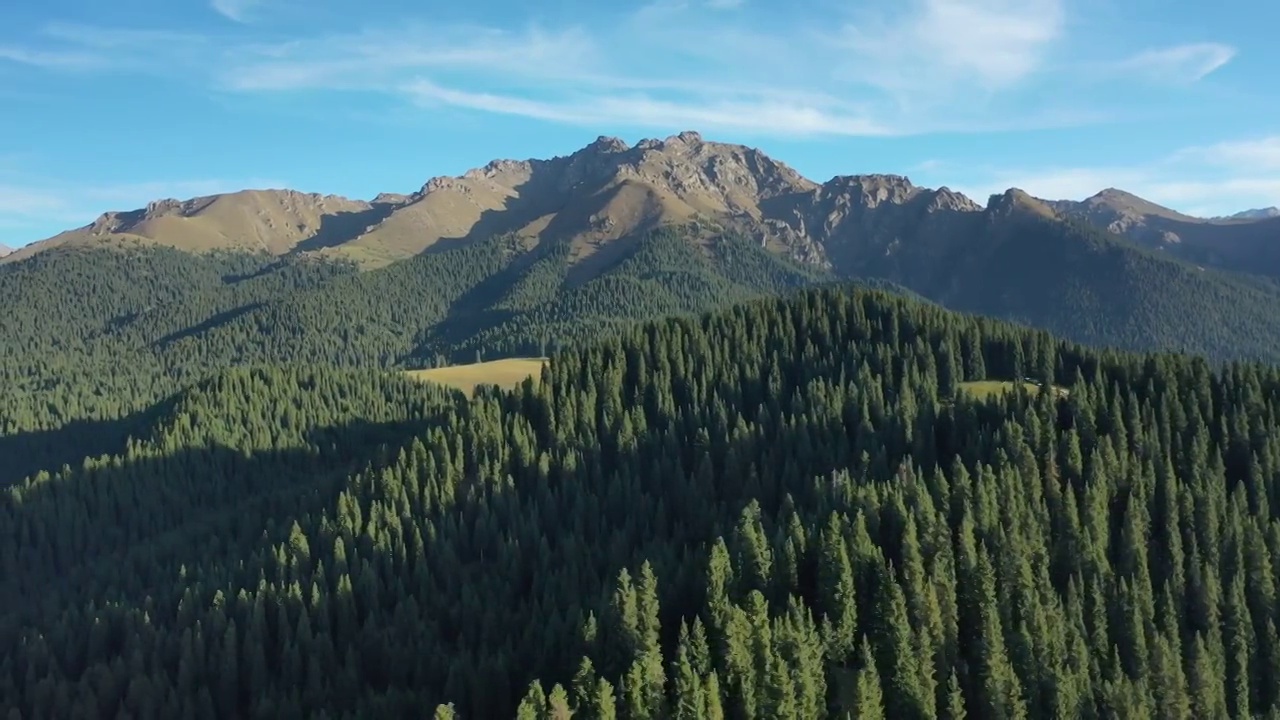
top-left (6, 271), bottom-right (1280, 718)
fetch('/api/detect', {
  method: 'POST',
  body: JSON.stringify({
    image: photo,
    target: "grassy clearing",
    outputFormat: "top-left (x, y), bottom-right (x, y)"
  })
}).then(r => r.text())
top-left (405, 357), bottom-right (548, 397)
top-left (958, 379), bottom-right (1068, 400)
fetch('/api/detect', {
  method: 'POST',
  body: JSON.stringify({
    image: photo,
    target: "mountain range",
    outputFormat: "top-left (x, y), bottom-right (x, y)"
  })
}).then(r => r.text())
top-left (9, 130), bottom-right (1279, 278)
top-left (6, 133), bottom-right (1280, 718)
top-left (1219, 207), bottom-right (1280, 220)
top-left (4, 131), bottom-right (1280, 366)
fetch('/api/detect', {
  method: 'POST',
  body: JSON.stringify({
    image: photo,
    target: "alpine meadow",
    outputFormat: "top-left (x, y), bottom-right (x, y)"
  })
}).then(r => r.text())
top-left (3, 129), bottom-right (1280, 720)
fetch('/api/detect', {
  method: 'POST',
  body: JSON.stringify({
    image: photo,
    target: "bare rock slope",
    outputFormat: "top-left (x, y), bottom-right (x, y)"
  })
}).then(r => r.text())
top-left (10, 131), bottom-right (1278, 279)
top-left (6, 133), bottom-right (985, 271)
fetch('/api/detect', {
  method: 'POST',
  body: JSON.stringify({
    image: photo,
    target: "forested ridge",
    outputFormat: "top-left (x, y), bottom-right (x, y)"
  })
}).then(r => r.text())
top-left (5, 280), bottom-right (1280, 718)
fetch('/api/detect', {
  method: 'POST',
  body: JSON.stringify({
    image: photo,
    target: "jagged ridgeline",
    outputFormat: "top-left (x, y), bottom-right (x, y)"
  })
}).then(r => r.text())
top-left (11, 130), bottom-right (1280, 376)
top-left (4, 285), bottom-right (1280, 719)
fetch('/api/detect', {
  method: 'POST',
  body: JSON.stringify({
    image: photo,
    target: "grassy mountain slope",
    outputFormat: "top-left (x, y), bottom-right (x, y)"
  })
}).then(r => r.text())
top-left (6, 190), bottom-right (392, 264)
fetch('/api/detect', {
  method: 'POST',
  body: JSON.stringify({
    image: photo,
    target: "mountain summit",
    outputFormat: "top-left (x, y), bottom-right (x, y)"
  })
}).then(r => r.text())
top-left (7, 130), bottom-right (1279, 279)
top-left (6, 131), bottom-right (991, 271)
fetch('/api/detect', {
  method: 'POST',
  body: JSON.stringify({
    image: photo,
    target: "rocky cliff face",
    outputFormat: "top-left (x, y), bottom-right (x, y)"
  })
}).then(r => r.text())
top-left (11, 130), bottom-right (1278, 279)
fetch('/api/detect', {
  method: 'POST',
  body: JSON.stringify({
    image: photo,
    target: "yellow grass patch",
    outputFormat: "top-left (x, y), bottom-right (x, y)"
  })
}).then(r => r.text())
top-left (405, 358), bottom-right (548, 397)
top-left (958, 380), bottom-right (1069, 400)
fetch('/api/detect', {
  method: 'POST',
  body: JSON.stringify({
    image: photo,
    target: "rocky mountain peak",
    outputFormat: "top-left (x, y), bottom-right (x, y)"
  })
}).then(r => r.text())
top-left (821, 174), bottom-right (920, 208)
top-left (986, 188), bottom-right (1056, 220)
top-left (927, 187), bottom-right (983, 213)
top-left (585, 135), bottom-right (630, 154)
top-left (20, 129), bottom-right (1172, 275)
top-left (371, 192), bottom-right (412, 205)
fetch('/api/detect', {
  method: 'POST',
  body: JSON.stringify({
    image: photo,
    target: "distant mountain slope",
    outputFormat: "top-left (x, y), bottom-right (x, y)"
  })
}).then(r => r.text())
top-left (4, 189), bottom-right (394, 264)
top-left (0, 243), bottom-right (11, 258)
top-left (8, 132), bottom-right (825, 268)
top-left (1218, 207), bottom-right (1280, 220)
top-left (12, 130), bottom-right (1278, 281)
top-left (1049, 189), bottom-right (1280, 278)
top-left (929, 192), bottom-right (1280, 360)
top-left (0, 228), bottom-right (838, 448)
top-left (1, 132), bottom-right (980, 271)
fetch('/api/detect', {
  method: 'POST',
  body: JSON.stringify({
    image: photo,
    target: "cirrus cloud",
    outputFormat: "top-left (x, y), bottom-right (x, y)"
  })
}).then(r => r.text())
top-left (1116, 42), bottom-right (1237, 84)
top-left (0, 1), bottom-right (1242, 139)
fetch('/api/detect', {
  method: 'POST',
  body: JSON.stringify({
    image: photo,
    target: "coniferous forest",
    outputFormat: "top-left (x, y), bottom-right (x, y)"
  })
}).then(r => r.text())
top-left (6, 239), bottom-right (1280, 718)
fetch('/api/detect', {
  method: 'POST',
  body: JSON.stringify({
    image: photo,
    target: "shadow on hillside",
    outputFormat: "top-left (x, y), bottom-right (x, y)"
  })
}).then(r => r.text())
top-left (417, 158), bottom-right (585, 256)
top-left (151, 302), bottom-right (265, 348)
top-left (294, 204), bottom-right (399, 253)
top-left (0, 396), bottom-right (183, 488)
top-left (0, 415), bottom-right (446, 615)
top-left (221, 257), bottom-right (297, 284)
top-left (413, 240), bottom-right (572, 356)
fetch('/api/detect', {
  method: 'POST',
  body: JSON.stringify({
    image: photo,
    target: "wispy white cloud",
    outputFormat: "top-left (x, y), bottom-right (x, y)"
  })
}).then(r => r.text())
top-left (830, 0), bottom-right (1065, 98)
top-left (953, 135), bottom-right (1280, 216)
top-left (0, 24), bottom-right (209, 74)
top-left (0, 46), bottom-right (102, 70)
top-left (211, 0), bottom-right (260, 23)
top-left (0, 185), bottom-right (75, 219)
top-left (222, 24), bottom-right (599, 91)
top-left (1172, 136), bottom-right (1280, 171)
top-left (0, 1), bottom-right (1243, 138)
top-left (1116, 42), bottom-right (1236, 84)
top-left (404, 80), bottom-right (893, 136)
top-left (211, 1), bottom-right (1082, 136)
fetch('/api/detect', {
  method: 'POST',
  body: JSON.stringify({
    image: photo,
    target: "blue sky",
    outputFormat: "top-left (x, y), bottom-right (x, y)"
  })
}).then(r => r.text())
top-left (1, 0), bottom-right (1277, 246)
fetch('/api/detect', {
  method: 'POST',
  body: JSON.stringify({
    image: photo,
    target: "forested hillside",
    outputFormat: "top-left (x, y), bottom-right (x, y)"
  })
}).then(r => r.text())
top-left (0, 227), bottom-right (844, 485)
top-left (5, 283), bottom-right (1280, 718)
top-left (918, 211), bottom-right (1280, 361)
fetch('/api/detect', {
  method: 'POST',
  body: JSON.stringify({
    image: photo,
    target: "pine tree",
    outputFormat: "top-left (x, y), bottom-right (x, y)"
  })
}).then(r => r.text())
top-left (851, 637), bottom-right (886, 720)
